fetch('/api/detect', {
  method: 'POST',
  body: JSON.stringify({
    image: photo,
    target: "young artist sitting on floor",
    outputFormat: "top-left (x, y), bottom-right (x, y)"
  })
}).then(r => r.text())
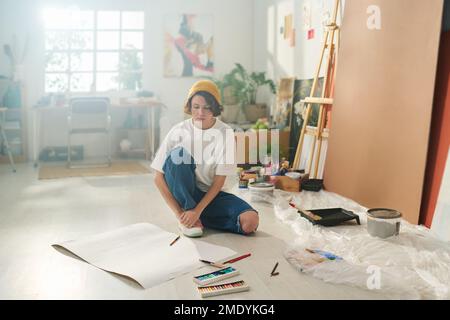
top-left (152, 80), bottom-right (259, 237)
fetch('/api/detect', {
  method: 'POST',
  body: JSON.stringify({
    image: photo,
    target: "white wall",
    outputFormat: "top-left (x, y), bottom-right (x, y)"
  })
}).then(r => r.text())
top-left (253, 0), bottom-right (344, 175)
top-left (254, 0), bottom-right (344, 80)
top-left (1, 0), bottom-right (346, 161)
top-left (0, 0), bottom-right (254, 159)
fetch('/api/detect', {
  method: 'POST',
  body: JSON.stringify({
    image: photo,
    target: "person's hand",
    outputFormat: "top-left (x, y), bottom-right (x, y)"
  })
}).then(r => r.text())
top-left (180, 209), bottom-right (202, 228)
top-left (192, 219), bottom-right (203, 229)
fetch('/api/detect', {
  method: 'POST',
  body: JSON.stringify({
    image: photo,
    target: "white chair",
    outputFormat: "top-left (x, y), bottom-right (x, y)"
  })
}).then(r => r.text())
top-left (67, 97), bottom-right (111, 168)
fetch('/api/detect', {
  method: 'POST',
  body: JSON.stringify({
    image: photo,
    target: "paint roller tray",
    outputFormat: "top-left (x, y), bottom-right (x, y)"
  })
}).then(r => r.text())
top-left (298, 208), bottom-right (361, 227)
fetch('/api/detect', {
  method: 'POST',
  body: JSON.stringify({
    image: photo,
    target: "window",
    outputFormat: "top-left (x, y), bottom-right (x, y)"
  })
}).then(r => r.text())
top-left (44, 8), bottom-right (144, 93)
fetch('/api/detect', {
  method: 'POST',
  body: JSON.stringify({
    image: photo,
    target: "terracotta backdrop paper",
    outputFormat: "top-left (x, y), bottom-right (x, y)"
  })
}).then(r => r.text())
top-left (324, 0), bottom-right (444, 223)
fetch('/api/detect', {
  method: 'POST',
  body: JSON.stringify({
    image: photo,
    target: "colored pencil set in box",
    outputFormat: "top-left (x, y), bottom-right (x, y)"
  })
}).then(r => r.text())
top-left (197, 280), bottom-right (250, 298)
top-left (193, 266), bottom-right (239, 285)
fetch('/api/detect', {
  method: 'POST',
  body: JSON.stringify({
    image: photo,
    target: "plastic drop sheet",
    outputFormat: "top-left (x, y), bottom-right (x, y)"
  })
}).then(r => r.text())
top-left (270, 190), bottom-right (450, 299)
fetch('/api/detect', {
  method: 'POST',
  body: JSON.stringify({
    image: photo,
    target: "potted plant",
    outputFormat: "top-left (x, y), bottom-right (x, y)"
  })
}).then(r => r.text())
top-left (212, 72), bottom-right (237, 105)
top-left (230, 63), bottom-right (277, 122)
top-left (209, 72), bottom-right (240, 123)
top-left (211, 63), bottom-right (276, 124)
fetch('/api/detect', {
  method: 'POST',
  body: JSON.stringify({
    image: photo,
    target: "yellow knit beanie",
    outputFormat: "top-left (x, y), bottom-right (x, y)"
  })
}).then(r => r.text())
top-left (184, 80), bottom-right (222, 113)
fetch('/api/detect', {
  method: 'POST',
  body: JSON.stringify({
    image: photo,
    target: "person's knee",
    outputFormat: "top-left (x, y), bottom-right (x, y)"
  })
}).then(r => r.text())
top-left (239, 211), bottom-right (259, 235)
top-left (164, 147), bottom-right (193, 172)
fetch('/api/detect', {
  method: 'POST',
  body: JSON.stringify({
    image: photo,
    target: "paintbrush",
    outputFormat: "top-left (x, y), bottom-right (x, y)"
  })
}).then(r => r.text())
top-left (289, 202), bottom-right (322, 221)
top-left (299, 210), bottom-right (322, 221)
top-left (199, 259), bottom-right (225, 268)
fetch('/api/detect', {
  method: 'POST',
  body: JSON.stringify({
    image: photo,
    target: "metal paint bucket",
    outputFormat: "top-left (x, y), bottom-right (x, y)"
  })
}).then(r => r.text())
top-left (248, 182), bottom-right (275, 203)
top-left (367, 208), bottom-right (402, 239)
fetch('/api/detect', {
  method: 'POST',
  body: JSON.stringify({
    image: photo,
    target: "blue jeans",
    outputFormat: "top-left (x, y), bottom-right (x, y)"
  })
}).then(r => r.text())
top-left (162, 147), bottom-right (256, 235)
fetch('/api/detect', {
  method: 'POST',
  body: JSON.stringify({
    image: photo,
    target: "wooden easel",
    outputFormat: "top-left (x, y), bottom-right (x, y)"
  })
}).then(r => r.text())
top-left (292, 0), bottom-right (341, 178)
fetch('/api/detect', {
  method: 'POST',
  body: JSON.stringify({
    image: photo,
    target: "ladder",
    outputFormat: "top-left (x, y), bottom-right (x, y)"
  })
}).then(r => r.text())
top-left (292, 0), bottom-right (341, 179)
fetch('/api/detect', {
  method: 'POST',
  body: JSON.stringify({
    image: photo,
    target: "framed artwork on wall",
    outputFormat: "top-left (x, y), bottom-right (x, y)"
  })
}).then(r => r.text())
top-left (164, 14), bottom-right (214, 78)
top-left (288, 77), bottom-right (324, 164)
top-left (272, 78), bottom-right (295, 130)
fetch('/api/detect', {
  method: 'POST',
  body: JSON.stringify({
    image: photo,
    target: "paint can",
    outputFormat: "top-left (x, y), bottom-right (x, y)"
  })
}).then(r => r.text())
top-left (248, 182), bottom-right (275, 203)
top-left (367, 208), bottom-right (402, 239)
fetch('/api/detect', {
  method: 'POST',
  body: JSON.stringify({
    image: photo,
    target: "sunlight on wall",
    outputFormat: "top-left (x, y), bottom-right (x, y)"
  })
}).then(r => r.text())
top-left (275, 0), bottom-right (294, 78)
top-left (267, 5), bottom-right (275, 56)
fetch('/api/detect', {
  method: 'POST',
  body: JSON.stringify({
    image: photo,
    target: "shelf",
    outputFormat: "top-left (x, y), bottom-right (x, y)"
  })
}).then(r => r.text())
top-left (302, 97), bottom-right (334, 105)
top-left (3, 120), bottom-right (21, 128)
top-left (1, 108), bottom-right (23, 112)
top-left (0, 84), bottom-right (28, 162)
top-left (3, 127), bottom-right (22, 131)
top-left (117, 127), bottom-right (148, 131)
top-left (118, 149), bottom-right (146, 159)
top-left (305, 127), bottom-right (330, 138)
top-left (125, 149), bottom-right (145, 152)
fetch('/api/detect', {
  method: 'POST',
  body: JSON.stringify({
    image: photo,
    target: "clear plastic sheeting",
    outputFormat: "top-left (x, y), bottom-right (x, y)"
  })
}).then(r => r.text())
top-left (274, 190), bottom-right (450, 300)
top-left (236, 188), bottom-right (292, 206)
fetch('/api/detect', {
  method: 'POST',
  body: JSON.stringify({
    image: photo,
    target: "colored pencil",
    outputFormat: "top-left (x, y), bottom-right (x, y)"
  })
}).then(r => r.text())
top-left (169, 235), bottom-right (180, 246)
top-left (197, 280), bottom-right (250, 298)
top-left (223, 253), bottom-right (251, 264)
top-left (270, 262), bottom-right (279, 276)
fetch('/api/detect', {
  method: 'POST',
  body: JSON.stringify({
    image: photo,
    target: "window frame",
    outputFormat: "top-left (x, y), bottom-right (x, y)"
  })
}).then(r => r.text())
top-left (44, 9), bottom-right (144, 93)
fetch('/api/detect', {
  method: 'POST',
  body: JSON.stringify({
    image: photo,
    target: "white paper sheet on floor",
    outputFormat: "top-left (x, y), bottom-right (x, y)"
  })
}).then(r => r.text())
top-left (271, 190), bottom-right (450, 300)
top-left (53, 223), bottom-right (236, 289)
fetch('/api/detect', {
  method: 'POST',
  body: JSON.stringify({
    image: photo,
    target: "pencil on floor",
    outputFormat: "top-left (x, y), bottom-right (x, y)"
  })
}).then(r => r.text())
top-left (223, 253), bottom-right (251, 264)
top-left (169, 235), bottom-right (180, 246)
top-left (270, 262), bottom-right (279, 276)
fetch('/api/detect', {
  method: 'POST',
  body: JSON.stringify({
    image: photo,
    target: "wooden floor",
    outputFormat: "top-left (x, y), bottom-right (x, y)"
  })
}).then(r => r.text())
top-left (0, 162), bottom-right (386, 300)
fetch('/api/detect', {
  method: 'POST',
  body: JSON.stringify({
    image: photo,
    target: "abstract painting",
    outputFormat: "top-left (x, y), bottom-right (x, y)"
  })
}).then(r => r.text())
top-left (164, 14), bottom-right (214, 77)
top-left (288, 77), bottom-right (324, 163)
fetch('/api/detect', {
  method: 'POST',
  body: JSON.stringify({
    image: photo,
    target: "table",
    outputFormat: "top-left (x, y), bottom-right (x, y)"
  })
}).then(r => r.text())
top-left (32, 100), bottom-right (164, 167)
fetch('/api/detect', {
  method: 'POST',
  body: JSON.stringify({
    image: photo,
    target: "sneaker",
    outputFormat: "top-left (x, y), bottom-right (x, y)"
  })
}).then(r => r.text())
top-left (178, 222), bottom-right (203, 238)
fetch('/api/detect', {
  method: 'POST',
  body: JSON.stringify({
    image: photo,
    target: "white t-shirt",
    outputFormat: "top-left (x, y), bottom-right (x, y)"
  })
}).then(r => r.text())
top-left (151, 118), bottom-right (236, 192)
